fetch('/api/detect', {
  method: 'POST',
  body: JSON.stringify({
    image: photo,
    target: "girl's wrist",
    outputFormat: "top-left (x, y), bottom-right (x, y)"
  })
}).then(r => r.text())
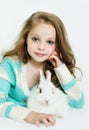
top-left (56, 61), bottom-right (63, 68)
top-left (54, 63), bottom-right (74, 86)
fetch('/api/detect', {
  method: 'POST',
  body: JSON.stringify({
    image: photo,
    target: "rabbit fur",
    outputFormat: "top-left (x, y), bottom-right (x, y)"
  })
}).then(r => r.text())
top-left (27, 70), bottom-right (68, 118)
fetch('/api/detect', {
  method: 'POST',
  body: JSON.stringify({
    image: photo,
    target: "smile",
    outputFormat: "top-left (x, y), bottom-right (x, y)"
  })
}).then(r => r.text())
top-left (35, 53), bottom-right (47, 57)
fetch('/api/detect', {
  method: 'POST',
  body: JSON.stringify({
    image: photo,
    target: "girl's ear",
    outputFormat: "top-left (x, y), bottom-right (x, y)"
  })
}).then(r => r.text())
top-left (46, 70), bottom-right (51, 82)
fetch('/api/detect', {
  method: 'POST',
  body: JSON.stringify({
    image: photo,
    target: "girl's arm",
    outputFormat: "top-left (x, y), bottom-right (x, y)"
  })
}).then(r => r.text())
top-left (0, 80), bottom-right (31, 122)
top-left (0, 78), bottom-right (55, 126)
top-left (0, 77), bottom-right (31, 122)
top-left (54, 64), bottom-right (84, 108)
top-left (0, 57), bottom-right (55, 126)
top-left (0, 57), bottom-right (31, 122)
top-left (48, 51), bottom-right (85, 108)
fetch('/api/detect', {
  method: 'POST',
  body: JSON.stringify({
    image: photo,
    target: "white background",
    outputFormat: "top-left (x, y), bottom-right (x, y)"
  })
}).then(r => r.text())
top-left (0, 0), bottom-right (89, 130)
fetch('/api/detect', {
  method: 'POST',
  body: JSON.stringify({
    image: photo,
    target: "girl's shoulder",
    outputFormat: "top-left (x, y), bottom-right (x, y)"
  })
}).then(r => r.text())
top-left (2, 56), bottom-right (20, 63)
top-left (1, 56), bottom-right (23, 71)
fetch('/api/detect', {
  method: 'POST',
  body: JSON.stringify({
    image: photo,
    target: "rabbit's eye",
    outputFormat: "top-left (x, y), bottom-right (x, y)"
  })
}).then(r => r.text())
top-left (39, 88), bottom-right (42, 93)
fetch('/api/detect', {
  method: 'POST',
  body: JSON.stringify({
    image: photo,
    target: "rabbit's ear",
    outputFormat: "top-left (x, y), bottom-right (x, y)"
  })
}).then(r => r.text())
top-left (40, 69), bottom-right (45, 81)
top-left (46, 70), bottom-right (51, 82)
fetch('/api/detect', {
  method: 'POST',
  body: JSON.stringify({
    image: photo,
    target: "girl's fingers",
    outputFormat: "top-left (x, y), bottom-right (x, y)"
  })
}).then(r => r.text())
top-left (49, 53), bottom-right (63, 67)
top-left (48, 55), bottom-right (60, 67)
top-left (47, 115), bottom-right (56, 126)
top-left (35, 114), bottom-right (56, 127)
top-left (35, 120), bottom-right (41, 127)
top-left (49, 55), bottom-right (59, 61)
top-left (41, 117), bottom-right (51, 127)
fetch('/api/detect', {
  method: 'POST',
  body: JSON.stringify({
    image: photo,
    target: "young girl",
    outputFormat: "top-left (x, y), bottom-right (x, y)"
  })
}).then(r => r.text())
top-left (0, 11), bottom-right (84, 127)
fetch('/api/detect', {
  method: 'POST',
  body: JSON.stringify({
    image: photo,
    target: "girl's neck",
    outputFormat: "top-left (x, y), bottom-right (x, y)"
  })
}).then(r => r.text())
top-left (28, 59), bottom-right (44, 69)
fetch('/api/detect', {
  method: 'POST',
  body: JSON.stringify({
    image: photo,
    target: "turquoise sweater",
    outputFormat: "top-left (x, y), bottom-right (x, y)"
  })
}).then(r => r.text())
top-left (0, 57), bottom-right (84, 122)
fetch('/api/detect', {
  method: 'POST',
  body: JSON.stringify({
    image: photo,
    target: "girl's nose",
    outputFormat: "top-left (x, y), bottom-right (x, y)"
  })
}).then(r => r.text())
top-left (38, 42), bottom-right (45, 50)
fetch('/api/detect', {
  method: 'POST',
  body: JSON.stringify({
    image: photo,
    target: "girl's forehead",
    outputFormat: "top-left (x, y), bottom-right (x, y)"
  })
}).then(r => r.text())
top-left (31, 22), bottom-right (54, 30)
top-left (29, 23), bottom-right (56, 36)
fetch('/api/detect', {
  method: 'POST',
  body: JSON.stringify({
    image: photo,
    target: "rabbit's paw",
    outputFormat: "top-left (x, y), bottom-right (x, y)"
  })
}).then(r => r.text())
top-left (55, 109), bottom-right (64, 118)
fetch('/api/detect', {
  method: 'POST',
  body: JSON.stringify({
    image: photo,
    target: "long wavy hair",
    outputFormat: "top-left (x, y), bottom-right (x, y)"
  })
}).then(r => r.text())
top-left (3, 11), bottom-right (81, 89)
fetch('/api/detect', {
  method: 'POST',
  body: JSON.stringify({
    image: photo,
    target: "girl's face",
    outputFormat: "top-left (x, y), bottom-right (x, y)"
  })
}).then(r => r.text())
top-left (27, 23), bottom-right (56, 63)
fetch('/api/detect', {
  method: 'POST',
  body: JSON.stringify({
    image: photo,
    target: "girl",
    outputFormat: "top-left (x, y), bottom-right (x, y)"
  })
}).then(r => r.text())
top-left (0, 11), bottom-right (84, 127)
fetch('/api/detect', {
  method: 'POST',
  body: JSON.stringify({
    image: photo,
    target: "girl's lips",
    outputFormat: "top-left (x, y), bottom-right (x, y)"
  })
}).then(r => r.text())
top-left (35, 53), bottom-right (46, 57)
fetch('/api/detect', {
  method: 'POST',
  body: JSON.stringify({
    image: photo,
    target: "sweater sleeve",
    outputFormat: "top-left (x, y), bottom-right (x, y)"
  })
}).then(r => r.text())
top-left (0, 78), bottom-right (31, 122)
top-left (0, 58), bottom-right (31, 122)
top-left (54, 64), bottom-right (84, 108)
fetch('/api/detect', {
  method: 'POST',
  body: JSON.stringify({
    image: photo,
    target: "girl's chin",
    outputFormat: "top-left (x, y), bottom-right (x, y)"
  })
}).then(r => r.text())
top-left (35, 59), bottom-right (47, 63)
top-left (34, 57), bottom-right (48, 62)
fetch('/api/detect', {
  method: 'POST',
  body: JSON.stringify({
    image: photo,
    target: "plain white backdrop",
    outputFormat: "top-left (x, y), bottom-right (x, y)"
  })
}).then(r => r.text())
top-left (0, 0), bottom-right (89, 130)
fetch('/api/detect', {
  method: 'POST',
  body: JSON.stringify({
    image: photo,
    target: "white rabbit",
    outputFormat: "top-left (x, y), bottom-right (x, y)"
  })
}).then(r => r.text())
top-left (27, 70), bottom-right (68, 118)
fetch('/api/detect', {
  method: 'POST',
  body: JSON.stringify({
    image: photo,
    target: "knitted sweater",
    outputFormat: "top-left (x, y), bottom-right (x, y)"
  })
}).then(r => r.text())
top-left (0, 57), bottom-right (84, 122)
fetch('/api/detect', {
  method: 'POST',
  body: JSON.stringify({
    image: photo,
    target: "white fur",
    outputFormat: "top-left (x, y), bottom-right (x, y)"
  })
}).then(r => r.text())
top-left (27, 70), bottom-right (68, 118)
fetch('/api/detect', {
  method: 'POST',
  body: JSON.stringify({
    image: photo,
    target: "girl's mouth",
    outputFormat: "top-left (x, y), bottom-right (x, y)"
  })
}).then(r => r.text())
top-left (35, 53), bottom-right (46, 57)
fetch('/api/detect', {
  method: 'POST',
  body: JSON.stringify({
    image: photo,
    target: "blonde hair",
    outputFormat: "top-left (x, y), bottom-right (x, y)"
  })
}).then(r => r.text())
top-left (3, 11), bottom-right (80, 88)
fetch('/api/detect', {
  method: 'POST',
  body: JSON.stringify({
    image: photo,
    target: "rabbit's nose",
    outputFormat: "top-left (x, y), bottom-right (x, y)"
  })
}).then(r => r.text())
top-left (45, 100), bottom-right (49, 104)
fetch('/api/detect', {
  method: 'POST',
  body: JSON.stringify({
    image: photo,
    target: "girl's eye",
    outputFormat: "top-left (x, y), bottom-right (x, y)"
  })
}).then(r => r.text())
top-left (47, 41), bottom-right (54, 45)
top-left (32, 37), bottom-right (39, 42)
top-left (39, 88), bottom-right (42, 93)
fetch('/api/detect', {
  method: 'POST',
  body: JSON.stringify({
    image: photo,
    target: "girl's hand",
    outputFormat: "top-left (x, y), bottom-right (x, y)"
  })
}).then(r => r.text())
top-left (24, 111), bottom-right (56, 127)
top-left (48, 51), bottom-right (63, 68)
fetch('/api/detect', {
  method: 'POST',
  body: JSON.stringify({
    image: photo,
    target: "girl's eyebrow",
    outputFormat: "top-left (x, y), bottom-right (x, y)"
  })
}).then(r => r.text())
top-left (30, 33), bottom-right (39, 36)
top-left (30, 33), bottom-right (55, 40)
